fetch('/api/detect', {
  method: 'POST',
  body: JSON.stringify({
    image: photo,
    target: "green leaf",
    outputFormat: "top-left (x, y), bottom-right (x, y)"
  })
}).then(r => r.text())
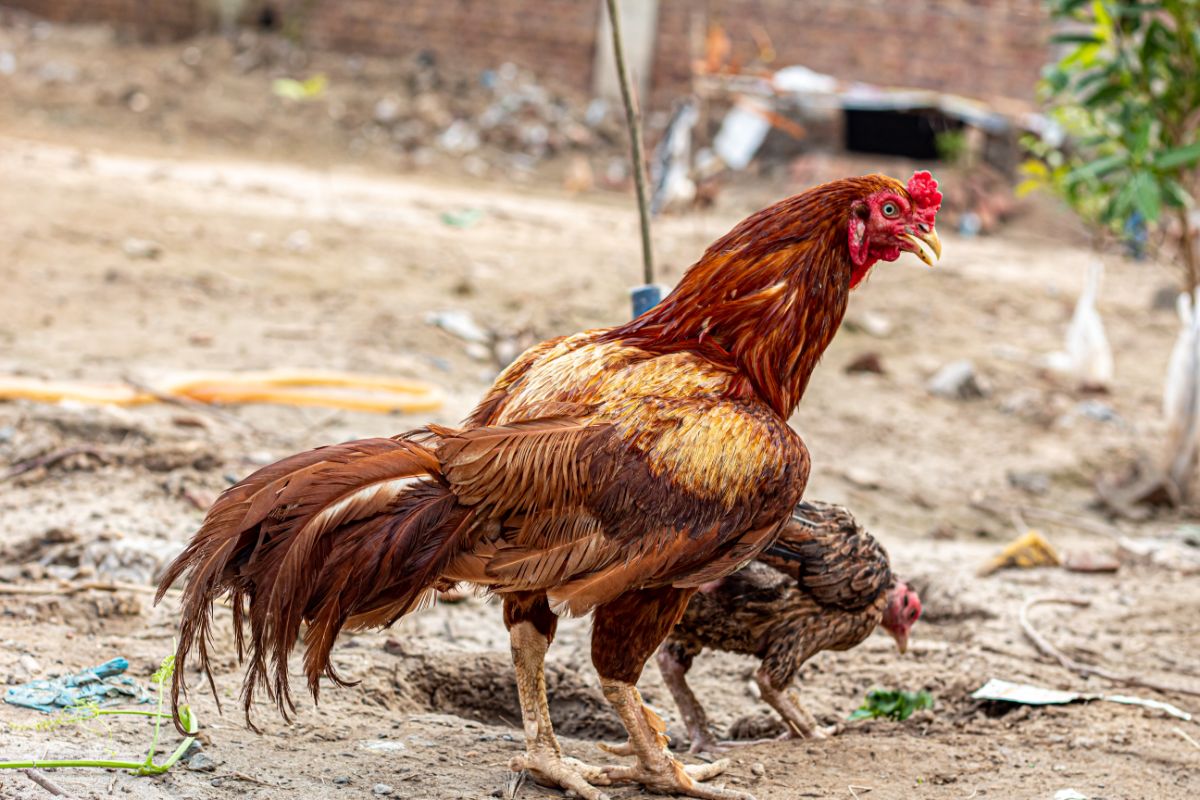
top-left (1129, 122), bottom-right (1153, 157)
top-left (1043, 65), bottom-right (1071, 93)
top-left (1066, 152), bottom-right (1128, 183)
top-left (849, 689), bottom-right (935, 723)
top-left (1055, 0), bottom-right (1093, 13)
top-left (1117, 3), bottom-right (1164, 17)
top-left (1161, 177), bottom-right (1194, 208)
top-left (1130, 171), bottom-right (1163, 221)
top-left (1063, 41), bottom-right (1104, 68)
top-left (1154, 141), bottom-right (1200, 170)
top-left (1082, 82), bottom-right (1126, 108)
top-left (1052, 33), bottom-right (1105, 45)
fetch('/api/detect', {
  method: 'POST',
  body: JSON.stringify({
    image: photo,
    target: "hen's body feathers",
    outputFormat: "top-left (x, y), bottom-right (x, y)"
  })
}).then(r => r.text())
top-left (666, 501), bottom-right (893, 690)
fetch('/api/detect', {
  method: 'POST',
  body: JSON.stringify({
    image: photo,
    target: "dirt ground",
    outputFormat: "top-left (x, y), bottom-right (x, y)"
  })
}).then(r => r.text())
top-left (1, 20), bottom-right (1199, 800)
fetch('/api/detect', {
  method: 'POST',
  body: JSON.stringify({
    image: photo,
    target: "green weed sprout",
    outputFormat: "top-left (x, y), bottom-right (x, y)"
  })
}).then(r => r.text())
top-left (848, 689), bottom-right (934, 722)
top-left (0, 652), bottom-right (198, 776)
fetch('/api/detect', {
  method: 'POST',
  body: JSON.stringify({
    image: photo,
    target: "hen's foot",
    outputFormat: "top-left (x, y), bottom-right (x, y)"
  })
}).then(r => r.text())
top-left (603, 758), bottom-right (753, 800)
top-left (602, 733), bottom-right (729, 757)
top-left (688, 734), bottom-right (731, 755)
top-left (714, 722), bottom-right (837, 750)
top-left (509, 751), bottom-right (611, 800)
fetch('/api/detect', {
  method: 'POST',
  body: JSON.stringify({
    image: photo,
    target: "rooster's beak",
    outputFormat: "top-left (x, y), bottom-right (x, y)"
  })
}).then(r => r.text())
top-left (903, 228), bottom-right (941, 267)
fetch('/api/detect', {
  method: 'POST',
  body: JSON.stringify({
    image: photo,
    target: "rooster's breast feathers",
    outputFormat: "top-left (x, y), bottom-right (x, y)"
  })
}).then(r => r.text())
top-left (441, 333), bottom-right (810, 614)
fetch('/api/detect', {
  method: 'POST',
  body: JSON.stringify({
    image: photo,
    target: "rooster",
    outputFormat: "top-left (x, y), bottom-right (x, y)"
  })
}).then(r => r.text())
top-left (157, 172), bottom-right (942, 800)
top-left (657, 501), bottom-right (922, 754)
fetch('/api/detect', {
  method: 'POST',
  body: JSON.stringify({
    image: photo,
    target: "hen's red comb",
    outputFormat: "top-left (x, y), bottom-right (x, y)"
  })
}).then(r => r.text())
top-left (907, 171), bottom-right (942, 219)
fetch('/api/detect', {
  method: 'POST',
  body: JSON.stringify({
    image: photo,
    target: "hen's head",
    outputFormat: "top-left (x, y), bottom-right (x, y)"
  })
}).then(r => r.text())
top-left (847, 171), bottom-right (943, 286)
top-left (880, 580), bottom-right (922, 655)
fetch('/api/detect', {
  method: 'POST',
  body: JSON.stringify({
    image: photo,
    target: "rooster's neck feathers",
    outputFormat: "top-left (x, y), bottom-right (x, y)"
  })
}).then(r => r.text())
top-left (610, 176), bottom-right (898, 418)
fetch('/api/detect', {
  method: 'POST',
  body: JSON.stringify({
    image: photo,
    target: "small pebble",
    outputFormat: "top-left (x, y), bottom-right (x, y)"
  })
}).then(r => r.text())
top-left (333, 776), bottom-right (350, 785)
top-left (373, 783), bottom-right (394, 796)
top-left (122, 237), bottom-right (162, 260)
top-left (750, 762), bottom-right (766, 777)
top-left (186, 752), bottom-right (216, 772)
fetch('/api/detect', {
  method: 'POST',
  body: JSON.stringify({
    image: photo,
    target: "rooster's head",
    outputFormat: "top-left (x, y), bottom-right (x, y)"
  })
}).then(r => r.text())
top-left (847, 171), bottom-right (943, 285)
top-left (881, 580), bottom-right (922, 654)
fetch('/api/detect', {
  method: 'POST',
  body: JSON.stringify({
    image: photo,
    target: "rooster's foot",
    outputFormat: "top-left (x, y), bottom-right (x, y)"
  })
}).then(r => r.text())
top-left (509, 752), bottom-right (611, 800)
top-left (597, 739), bottom-right (635, 757)
top-left (603, 758), bottom-right (754, 800)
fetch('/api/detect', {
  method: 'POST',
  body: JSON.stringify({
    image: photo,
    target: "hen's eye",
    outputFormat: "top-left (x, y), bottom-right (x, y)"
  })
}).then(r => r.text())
top-left (881, 202), bottom-right (899, 218)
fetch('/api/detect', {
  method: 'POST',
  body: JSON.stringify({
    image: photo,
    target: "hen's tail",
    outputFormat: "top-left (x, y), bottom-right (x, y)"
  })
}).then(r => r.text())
top-left (155, 434), bottom-right (473, 730)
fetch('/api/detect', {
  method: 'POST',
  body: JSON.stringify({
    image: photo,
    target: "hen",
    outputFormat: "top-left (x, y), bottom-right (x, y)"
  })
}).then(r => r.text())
top-left (658, 501), bottom-right (922, 753)
top-left (157, 172), bottom-right (942, 800)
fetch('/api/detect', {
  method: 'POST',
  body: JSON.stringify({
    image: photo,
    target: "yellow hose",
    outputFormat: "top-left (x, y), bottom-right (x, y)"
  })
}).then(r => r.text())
top-left (0, 371), bottom-right (444, 414)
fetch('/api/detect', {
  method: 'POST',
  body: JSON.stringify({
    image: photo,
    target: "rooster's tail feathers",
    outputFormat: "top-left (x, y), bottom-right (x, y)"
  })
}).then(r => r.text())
top-left (156, 436), bottom-right (471, 730)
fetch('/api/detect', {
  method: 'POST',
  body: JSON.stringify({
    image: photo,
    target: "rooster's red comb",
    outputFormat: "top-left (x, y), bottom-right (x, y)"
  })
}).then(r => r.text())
top-left (907, 171), bottom-right (942, 222)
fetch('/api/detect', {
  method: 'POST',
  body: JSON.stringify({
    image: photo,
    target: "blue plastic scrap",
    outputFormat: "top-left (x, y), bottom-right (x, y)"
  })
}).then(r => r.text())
top-left (4, 657), bottom-right (152, 713)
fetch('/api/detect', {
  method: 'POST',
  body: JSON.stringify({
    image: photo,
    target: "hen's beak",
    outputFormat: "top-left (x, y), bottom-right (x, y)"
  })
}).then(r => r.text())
top-left (903, 229), bottom-right (942, 267)
top-left (889, 627), bottom-right (909, 655)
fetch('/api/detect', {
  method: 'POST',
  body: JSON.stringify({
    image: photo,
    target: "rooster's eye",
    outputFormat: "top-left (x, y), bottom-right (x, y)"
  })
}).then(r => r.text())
top-left (881, 202), bottom-right (899, 218)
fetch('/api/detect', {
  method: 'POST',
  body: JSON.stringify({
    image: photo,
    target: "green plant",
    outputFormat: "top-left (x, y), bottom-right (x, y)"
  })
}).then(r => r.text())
top-left (935, 130), bottom-right (969, 167)
top-left (1021, 0), bottom-right (1200, 288)
top-left (848, 689), bottom-right (934, 722)
top-left (0, 653), bottom-right (198, 776)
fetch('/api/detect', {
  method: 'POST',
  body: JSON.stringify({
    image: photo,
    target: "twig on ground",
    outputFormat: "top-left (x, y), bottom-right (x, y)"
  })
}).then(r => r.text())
top-left (0, 580), bottom-right (175, 597)
top-left (215, 771), bottom-right (276, 787)
top-left (2, 445), bottom-right (106, 483)
top-left (1020, 597), bottom-right (1200, 698)
top-left (1174, 726), bottom-right (1200, 750)
top-left (848, 786), bottom-right (872, 800)
top-left (21, 768), bottom-right (67, 796)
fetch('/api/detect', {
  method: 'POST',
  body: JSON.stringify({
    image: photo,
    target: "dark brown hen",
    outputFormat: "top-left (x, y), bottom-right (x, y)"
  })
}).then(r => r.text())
top-left (658, 501), bottom-right (922, 753)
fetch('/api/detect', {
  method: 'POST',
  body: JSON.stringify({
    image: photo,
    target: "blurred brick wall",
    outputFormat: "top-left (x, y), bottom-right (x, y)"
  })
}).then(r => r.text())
top-left (4, 0), bottom-right (1048, 103)
top-left (653, 0), bottom-right (1049, 106)
top-left (2, 0), bottom-right (200, 40)
top-left (300, 0), bottom-right (600, 94)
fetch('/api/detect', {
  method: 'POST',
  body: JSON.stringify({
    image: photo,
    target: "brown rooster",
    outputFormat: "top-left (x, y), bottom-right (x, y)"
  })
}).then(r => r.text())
top-left (156, 172), bottom-right (942, 800)
top-left (657, 500), bottom-right (923, 753)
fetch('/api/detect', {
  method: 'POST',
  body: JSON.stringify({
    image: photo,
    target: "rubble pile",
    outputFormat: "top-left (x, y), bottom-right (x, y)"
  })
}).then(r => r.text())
top-left (0, 18), bottom-right (630, 183)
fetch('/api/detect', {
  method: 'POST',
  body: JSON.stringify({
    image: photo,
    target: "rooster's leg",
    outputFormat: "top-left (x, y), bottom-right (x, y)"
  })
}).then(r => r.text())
top-left (655, 643), bottom-right (726, 754)
top-left (504, 598), bottom-right (610, 800)
top-left (752, 664), bottom-right (832, 740)
top-left (592, 588), bottom-right (754, 800)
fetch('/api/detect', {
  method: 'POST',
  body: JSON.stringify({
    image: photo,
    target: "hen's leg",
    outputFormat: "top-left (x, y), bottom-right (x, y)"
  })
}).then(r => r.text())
top-left (752, 663), bottom-right (831, 740)
top-left (656, 642), bottom-right (725, 754)
top-left (503, 595), bottom-right (610, 800)
top-left (592, 588), bottom-right (754, 800)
